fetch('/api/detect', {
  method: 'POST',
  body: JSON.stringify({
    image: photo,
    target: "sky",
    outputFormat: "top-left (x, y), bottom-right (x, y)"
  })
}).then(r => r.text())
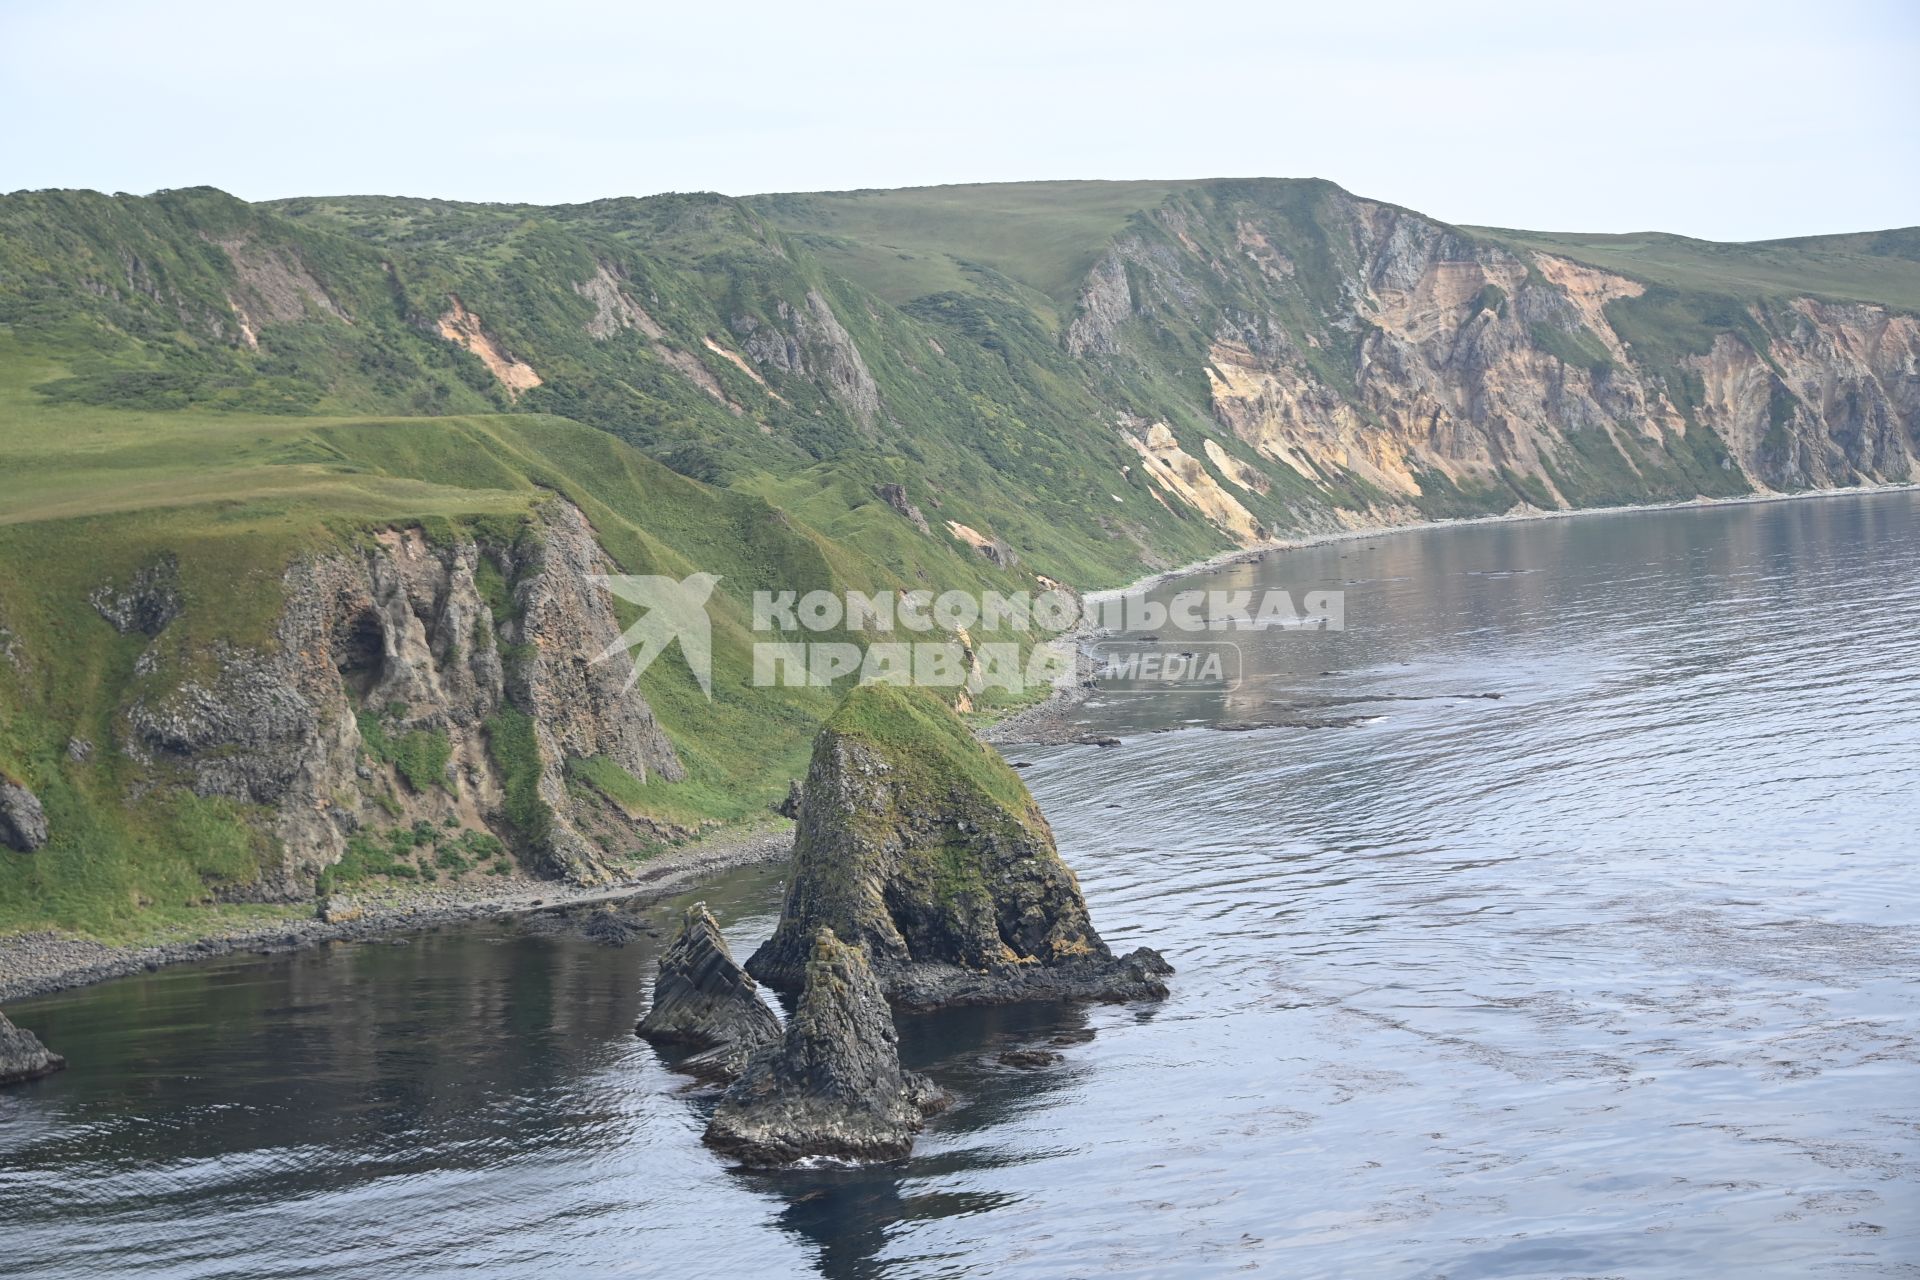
top-left (3, 0), bottom-right (1915, 242)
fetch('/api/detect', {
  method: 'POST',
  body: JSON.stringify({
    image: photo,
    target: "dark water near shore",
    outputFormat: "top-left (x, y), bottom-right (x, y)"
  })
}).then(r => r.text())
top-left (5, 492), bottom-right (1919, 1278)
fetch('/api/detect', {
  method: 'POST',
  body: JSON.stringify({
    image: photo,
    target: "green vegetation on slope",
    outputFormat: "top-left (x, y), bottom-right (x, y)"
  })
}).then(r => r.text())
top-left (0, 329), bottom-right (1016, 935)
top-left (1468, 226), bottom-right (1920, 311)
top-left (2, 175), bottom-right (1915, 939)
top-left (821, 682), bottom-right (1035, 823)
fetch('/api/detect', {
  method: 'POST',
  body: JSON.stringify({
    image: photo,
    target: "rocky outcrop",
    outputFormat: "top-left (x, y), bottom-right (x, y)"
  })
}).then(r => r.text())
top-left (214, 234), bottom-right (350, 348)
top-left (1065, 251), bottom-right (1133, 357)
top-left (503, 502), bottom-right (685, 880)
top-left (874, 483), bottom-right (931, 535)
top-left (0, 1011), bottom-right (65, 1085)
top-left (637, 902), bottom-right (782, 1080)
top-left (1688, 301), bottom-right (1920, 491)
top-left (0, 779), bottom-right (47, 852)
top-left (1124, 422), bottom-right (1263, 545)
top-left (943, 520), bottom-right (1019, 570)
top-left (575, 263), bottom-right (666, 341)
top-left (120, 498), bottom-right (680, 896)
top-left (746, 685), bottom-right (1172, 1007)
top-left (734, 289), bottom-right (882, 425)
top-left (315, 893), bottom-right (362, 924)
top-left (90, 555), bottom-right (181, 636)
top-left (706, 928), bottom-right (946, 1164)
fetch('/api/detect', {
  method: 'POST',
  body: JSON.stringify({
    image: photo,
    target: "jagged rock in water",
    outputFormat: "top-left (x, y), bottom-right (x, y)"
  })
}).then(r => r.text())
top-left (777, 778), bottom-right (804, 820)
top-left (0, 1012), bottom-right (65, 1086)
top-left (706, 928), bottom-right (945, 1164)
top-left (578, 907), bottom-right (647, 948)
top-left (0, 779), bottom-right (48, 852)
top-left (637, 903), bottom-right (781, 1079)
top-left (746, 685), bottom-right (1171, 1007)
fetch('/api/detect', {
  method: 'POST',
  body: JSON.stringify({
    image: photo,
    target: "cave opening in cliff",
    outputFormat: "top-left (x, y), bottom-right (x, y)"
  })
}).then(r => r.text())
top-left (333, 607), bottom-right (387, 698)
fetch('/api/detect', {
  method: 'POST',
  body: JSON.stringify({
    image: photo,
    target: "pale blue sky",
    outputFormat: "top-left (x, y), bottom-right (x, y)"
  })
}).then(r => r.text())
top-left (3, 0), bottom-right (1915, 240)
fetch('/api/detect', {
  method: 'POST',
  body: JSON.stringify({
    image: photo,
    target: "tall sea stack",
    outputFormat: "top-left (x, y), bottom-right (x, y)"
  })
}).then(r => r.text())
top-left (745, 684), bottom-right (1170, 1007)
top-left (706, 927), bottom-right (946, 1164)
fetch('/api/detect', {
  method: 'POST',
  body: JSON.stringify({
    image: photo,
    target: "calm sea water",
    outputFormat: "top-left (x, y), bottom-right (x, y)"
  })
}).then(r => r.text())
top-left (4, 492), bottom-right (1917, 1278)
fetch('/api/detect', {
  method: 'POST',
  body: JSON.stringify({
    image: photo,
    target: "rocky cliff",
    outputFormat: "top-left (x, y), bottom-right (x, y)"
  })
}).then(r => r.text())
top-left (1055, 185), bottom-right (1919, 529)
top-left (115, 498), bottom-right (680, 895)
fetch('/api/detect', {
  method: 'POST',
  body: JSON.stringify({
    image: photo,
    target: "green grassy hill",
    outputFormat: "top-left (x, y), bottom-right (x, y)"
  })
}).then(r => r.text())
top-left (0, 331), bottom-right (1030, 937)
top-left (2, 176), bottom-right (1915, 940)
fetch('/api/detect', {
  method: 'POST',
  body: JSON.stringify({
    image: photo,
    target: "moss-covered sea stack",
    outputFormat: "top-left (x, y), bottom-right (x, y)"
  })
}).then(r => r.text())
top-left (745, 684), bottom-right (1170, 1006)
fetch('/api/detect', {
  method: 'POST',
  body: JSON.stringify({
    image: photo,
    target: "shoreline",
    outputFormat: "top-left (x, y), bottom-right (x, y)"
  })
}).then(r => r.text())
top-left (1090, 477), bottom-right (1920, 603)
top-left (0, 826), bottom-right (793, 1005)
top-left (984, 480), bottom-right (1920, 745)
top-left (6, 481), bottom-right (1913, 1002)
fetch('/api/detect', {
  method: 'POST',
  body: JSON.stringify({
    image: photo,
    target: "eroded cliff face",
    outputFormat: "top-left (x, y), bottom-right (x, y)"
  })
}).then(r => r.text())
top-left (732, 288), bottom-right (882, 426)
top-left (119, 499), bottom-right (681, 896)
top-left (1690, 301), bottom-right (1920, 491)
top-left (1066, 189), bottom-right (1918, 530)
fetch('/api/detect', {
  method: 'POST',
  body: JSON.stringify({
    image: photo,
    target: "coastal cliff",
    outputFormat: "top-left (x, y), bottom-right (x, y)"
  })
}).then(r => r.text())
top-left (1, 177), bottom-right (1915, 943)
top-left (115, 498), bottom-right (679, 895)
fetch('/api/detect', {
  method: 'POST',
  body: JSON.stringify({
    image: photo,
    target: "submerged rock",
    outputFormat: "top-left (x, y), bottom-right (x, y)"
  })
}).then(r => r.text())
top-left (578, 908), bottom-right (647, 948)
top-left (0, 779), bottom-right (48, 852)
top-left (997, 1048), bottom-right (1064, 1069)
top-left (746, 684), bottom-right (1171, 1007)
top-left (706, 928), bottom-right (945, 1164)
top-left (0, 1011), bottom-right (65, 1086)
top-left (637, 903), bottom-right (781, 1079)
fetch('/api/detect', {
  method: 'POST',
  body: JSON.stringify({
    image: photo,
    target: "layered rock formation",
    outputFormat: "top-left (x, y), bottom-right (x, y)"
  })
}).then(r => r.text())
top-left (1061, 185), bottom-right (1920, 524)
top-left (746, 685), bottom-right (1171, 1007)
top-left (0, 1011), bottom-right (65, 1086)
top-left (119, 498), bottom-right (681, 895)
top-left (706, 928), bottom-right (946, 1164)
top-left (637, 902), bottom-right (782, 1080)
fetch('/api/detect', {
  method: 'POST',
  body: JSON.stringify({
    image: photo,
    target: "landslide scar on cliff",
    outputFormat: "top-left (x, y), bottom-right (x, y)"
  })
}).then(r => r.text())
top-left (437, 295), bottom-right (542, 396)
